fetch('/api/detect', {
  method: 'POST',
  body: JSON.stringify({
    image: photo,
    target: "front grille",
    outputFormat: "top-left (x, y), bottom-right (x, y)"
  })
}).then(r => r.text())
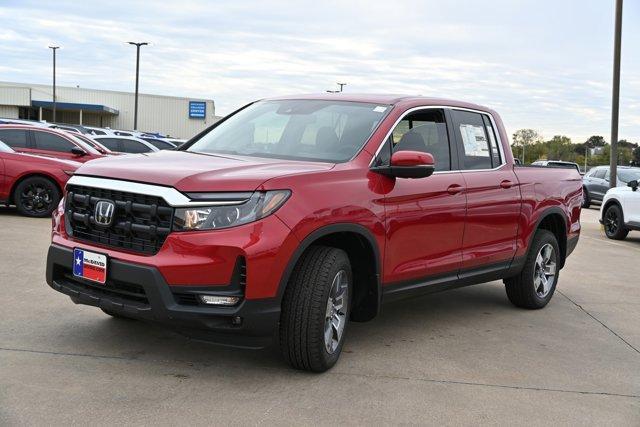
top-left (65, 185), bottom-right (173, 255)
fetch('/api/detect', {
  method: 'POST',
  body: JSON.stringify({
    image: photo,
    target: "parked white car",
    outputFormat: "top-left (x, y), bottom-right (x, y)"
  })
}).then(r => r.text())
top-left (600, 179), bottom-right (640, 240)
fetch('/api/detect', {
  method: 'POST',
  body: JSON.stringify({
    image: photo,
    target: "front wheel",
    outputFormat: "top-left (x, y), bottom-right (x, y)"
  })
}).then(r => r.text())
top-left (279, 246), bottom-right (352, 372)
top-left (603, 204), bottom-right (629, 240)
top-left (504, 230), bottom-right (560, 309)
top-left (14, 176), bottom-right (60, 217)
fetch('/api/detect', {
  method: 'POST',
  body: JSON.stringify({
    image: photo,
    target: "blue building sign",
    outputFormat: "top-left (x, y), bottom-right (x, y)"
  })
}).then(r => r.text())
top-left (189, 101), bottom-right (206, 119)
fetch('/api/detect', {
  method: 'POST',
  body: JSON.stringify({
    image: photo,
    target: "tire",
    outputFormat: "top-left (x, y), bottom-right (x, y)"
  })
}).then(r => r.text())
top-left (581, 187), bottom-right (590, 209)
top-left (279, 246), bottom-right (352, 372)
top-left (603, 204), bottom-right (629, 240)
top-left (504, 230), bottom-right (560, 309)
top-left (14, 176), bottom-right (60, 218)
top-left (101, 308), bottom-right (135, 320)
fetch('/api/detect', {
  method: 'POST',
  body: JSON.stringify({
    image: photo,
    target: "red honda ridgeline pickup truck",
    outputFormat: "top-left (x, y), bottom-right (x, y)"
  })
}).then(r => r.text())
top-left (46, 95), bottom-right (582, 372)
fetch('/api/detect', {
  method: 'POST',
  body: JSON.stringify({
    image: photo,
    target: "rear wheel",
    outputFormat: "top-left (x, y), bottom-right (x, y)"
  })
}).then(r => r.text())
top-left (14, 176), bottom-right (60, 217)
top-left (603, 204), bottom-right (629, 240)
top-left (581, 187), bottom-right (590, 209)
top-left (279, 246), bottom-right (352, 372)
top-left (504, 230), bottom-right (560, 309)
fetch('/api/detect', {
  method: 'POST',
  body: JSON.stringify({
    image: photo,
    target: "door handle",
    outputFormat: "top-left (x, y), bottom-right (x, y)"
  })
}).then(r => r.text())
top-left (447, 184), bottom-right (464, 195)
top-left (500, 180), bottom-right (513, 189)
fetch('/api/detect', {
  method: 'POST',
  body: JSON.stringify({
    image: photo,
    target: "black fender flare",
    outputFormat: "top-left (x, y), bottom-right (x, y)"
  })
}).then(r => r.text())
top-left (276, 223), bottom-right (382, 313)
top-left (531, 206), bottom-right (569, 265)
top-left (602, 198), bottom-right (625, 223)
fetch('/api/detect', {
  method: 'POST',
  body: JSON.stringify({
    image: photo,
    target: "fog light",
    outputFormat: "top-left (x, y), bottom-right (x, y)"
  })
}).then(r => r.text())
top-left (199, 295), bottom-right (240, 306)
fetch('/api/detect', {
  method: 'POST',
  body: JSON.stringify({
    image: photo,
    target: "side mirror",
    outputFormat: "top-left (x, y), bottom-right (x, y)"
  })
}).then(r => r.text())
top-left (372, 151), bottom-right (435, 179)
top-left (70, 147), bottom-right (87, 156)
top-left (628, 180), bottom-right (639, 191)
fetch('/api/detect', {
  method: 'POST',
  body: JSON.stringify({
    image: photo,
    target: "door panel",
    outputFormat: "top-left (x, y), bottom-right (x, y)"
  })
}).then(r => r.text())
top-left (383, 173), bottom-right (467, 283)
top-left (459, 169), bottom-right (520, 268)
top-left (450, 109), bottom-right (520, 270)
top-left (624, 191), bottom-right (640, 224)
top-left (589, 169), bottom-right (608, 201)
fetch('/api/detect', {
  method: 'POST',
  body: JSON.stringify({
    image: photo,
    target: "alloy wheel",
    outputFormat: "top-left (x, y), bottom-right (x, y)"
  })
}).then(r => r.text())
top-left (20, 183), bottom-right (53, 215)
top-left (605, 208), bottom-right (619, 235)
top-left (533, 243), bottom-right (556, 298)
top-left (324, 270), bottom-right (349, 354)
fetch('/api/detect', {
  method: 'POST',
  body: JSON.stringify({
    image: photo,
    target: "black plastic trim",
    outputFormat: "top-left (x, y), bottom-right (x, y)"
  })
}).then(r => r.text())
top-left (382, 260), bottom-right (513, 303)
top-left (186, 191), bottom-right (253, 202)
top-left (277, 223), bottom-right (382, 315)
top-left (626, 221), bottom-right (640, 231)
top-left (46, 244), bottom-right (279, 349)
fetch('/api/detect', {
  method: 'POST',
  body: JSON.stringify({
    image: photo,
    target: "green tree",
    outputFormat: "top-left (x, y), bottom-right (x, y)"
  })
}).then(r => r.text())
top-left (585, 135), bottom-right (606, 148)
top-left (632, 147), bottom-right (640, 166)
top-left (512, 129), bottom-right (543, 164)
top-left (546, 135), bottom-right (573, 161)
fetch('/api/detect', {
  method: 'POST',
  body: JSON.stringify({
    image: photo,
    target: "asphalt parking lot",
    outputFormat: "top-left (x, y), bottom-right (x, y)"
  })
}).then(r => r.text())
top-left (0, 206), bottom-right (638, 425)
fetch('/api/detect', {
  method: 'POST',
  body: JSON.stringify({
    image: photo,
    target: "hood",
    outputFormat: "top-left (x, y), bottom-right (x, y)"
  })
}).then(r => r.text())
top-left (74, 150), bottom-right (335, 191)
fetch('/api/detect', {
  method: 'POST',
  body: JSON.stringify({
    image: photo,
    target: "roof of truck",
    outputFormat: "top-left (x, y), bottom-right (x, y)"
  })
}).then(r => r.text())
top-left (266, 93), bottom-right (491, 112)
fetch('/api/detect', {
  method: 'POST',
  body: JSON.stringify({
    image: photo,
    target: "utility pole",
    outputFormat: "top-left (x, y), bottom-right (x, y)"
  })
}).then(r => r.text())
top-left (610, 0), bottom-right (623, 188)
top-left (327, 82), bottom-right (347, 93)
top-left (48, 46), bottom-right (59, 122)
top-left (127, 42), bottom-right (148, 130)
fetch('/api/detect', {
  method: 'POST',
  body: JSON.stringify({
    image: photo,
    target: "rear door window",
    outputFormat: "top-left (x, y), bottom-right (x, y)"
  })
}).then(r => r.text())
top-left (0, 129), bottom-right (29, 148)
top-left (451, 110), bottom-right (497, 170)
top-left (33, 131), bottom-right (76, 152)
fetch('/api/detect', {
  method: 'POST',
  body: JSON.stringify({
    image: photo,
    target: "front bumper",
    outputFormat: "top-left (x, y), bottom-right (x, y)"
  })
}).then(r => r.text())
top-left (46, 244), bottom-right (280, 348)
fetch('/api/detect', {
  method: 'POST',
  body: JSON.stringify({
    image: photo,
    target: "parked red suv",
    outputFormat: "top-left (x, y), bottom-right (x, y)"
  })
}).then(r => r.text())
top-left (46, 95), bottom-right (582, 371)
top-left (0, 140), bottom-right (80, 217)
top-left (0, 125), bottom-right (104, 163)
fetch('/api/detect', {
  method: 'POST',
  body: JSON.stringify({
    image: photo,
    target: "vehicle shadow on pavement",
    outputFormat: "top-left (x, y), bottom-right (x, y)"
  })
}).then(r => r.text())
top-left (0, 206), bottom-right (21, 216)
top-left (48, 282), bottom-right (512, 372)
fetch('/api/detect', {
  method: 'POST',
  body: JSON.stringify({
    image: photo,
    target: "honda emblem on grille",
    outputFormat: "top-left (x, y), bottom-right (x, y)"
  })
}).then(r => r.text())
top-left (94, 200), bottom-right (115, 226)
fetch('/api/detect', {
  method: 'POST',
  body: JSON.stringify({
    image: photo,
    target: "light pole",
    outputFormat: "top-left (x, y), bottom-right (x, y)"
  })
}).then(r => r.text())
top-left (127, 42), bottom-right (148, 130)
top-left (610, 0), bottom-right (623, 188)
top-left (585, 145), bottom-right (588, 173)
top-left (48, 46), bottom-right (59, 122)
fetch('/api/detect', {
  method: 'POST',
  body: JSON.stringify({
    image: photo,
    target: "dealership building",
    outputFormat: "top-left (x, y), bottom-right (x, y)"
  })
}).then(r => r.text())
top-left (0, 81), bottom-right (218, 139)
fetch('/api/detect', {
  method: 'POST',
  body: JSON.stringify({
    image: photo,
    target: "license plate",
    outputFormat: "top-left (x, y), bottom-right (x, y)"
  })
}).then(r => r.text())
top-left (73, 248), bottom-right (107, 284)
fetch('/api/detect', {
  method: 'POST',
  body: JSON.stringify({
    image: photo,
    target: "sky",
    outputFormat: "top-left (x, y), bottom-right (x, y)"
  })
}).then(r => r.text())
top-left (0, 0), bottom-right (638, 143)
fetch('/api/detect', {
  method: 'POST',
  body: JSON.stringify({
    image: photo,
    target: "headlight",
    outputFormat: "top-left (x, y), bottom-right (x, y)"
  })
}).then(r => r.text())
top-left (173, 190), bottom-right (291, 231)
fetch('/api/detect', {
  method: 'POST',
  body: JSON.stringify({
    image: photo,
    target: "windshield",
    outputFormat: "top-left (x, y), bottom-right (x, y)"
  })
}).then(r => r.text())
top-left (618, 169), bottom-right (640, 183)
top-left (187, 100), bottom-right (390, 163)
top-left (143, 138), bottom-right (175, 150)
top-left (65, 134), bottom-right (101, 155)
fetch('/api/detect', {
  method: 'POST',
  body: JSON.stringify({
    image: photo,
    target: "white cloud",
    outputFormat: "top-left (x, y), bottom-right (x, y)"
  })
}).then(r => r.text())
top-left (0, 0), bottom-right (638, 142)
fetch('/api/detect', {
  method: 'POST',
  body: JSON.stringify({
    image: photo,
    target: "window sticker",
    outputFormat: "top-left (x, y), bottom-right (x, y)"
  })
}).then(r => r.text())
top-left (459, 124), bottom-right (489, 157)
top-left (373, 106), bottom-right (387, 113)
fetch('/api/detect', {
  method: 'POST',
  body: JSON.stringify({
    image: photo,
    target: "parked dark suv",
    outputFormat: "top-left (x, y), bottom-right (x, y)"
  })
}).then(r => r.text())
top-left (582, 166), bottom-right (640, 208)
